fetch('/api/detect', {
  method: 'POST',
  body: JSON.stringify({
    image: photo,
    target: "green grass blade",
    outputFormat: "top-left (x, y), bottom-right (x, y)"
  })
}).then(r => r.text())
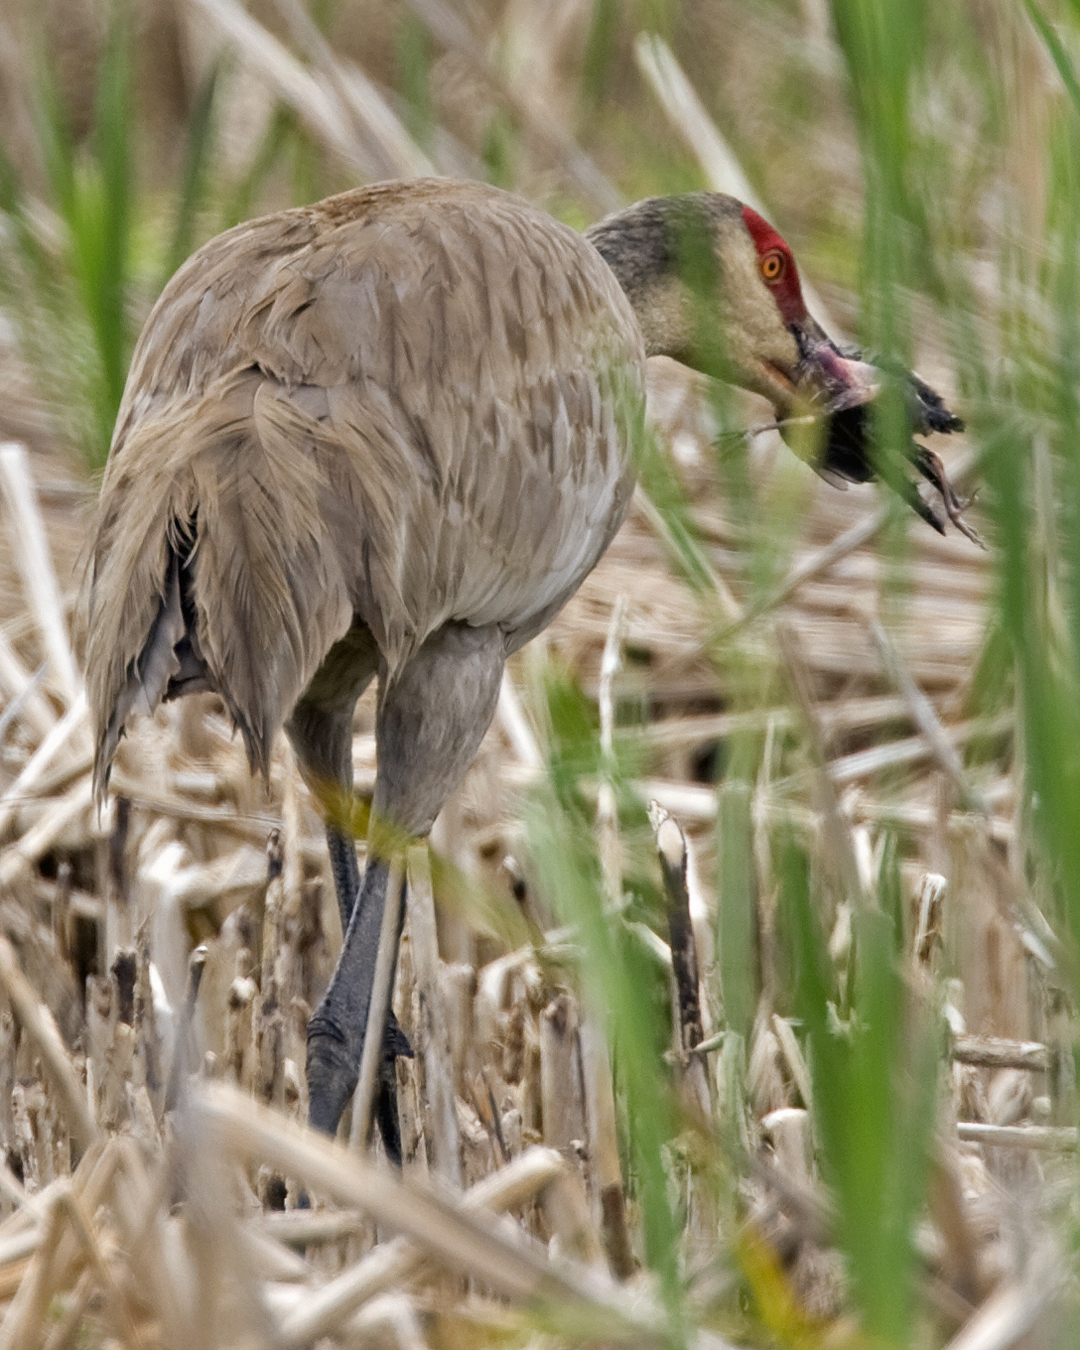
top-left (163, 61), bottom-right (222, 284)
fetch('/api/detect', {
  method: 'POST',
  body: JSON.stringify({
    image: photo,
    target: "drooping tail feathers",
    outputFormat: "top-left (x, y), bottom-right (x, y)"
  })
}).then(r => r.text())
top-left (86, 369), bottom-right (354, 800)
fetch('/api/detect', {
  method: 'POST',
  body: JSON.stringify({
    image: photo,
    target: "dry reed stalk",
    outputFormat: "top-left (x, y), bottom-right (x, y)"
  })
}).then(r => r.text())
top-left (224, 951), bottom-right (257, 1090)
top-left (102, 1136), bottom-right (196, 1350)
top-left (770, 1015), bottom-right (813, 1111)
top-left (0, 444), bottom-right (80, 707)
top-left (0, 1197), bottom-right (39, 1242)
top-left (138, 839), bottom-right (268, 933)
top-left (193, 1081), bottom-right (662, 1337)
top-left (236, 1223), bottom-right (310, 1283)
top-left (651, 800), bottom-right (723, 1261)
top-left (651, 804), bottom-right (711, 1120)
top-left (255, 834), bottom-right (287, 1110)
top-left (761, 1107), bottom-right (813, 1182)
top-left (539, 992), bottom-right (586, 1170)
top-left (101, 797), bottom-right (131, 966)
top-left (404, 842), bottom-right (461, 1185)
top-left (37, 1266), bottom-right (95, 1350)
top-left (404, 0), bottom-right (620, 213)
top-left (955, 1123), bottom-right (1077, 1151)
top-left (270, 0), bottom-right (437, 177)
top-left (496, 673), bottom-right (543, 770)
top-left (0, 1183), bottom-right (70, 1350)
top-left (0, 936), bottom-right (95, 1153)
top-left (338, 1291), bottom-right (429, 1350)
top-left (952, 1037), bottom-right (1049, 1071)
top-left (0, 697), bottom-right (87, 840)
top-left (262, 1209), bottom-right (365, 1245)
top-left (164, 942), bottom-right (208, 1112)
top-left (576, 595), bottom-right (634, 1272)
top-left (440, 961), bottom-right (475, 1094)
top-left (597, 594), bottom-right (628, 903)
top-left (350, 853), bottom-right (405, 1152)
top-left (540, 1165), bottom-right (606, 1269)
top-left (187, 0), bottom-right (383, 181)
top-left (54, 1186), bottom-right (139, 1346)
top-left (0, 778), bottom-right (93, 890)
top-left (464, 1063), bottom-right (508, 1176)
top-left (107, 769), bottom-right (284, 836)
top-left (634, 694), bottom-right (919, 751)
top-left (776, 621), bottom-right (872, 910)
top-left (499, 0), bottom-right (593, 135)
top-left (1, 1140), bottom-right (126, 1335)
top-left (0, 628), bottom-right (54, 743)
top-left (870, 618), bottom-right (990, 813)
top-left (941, 1252), bottom-right (1066, 1350)
top-left (748, 1147), bottom-right (835, 1251)
top-left (578, 1016), bottom-right (633, 1279)
top-left (97, 1018), bottom-right (135, 1133)
top-left (182, 1109), bottom-right (284, 1350)
top-left (0, 1231), bottom-right (39, 1301)
top-left (270, 752), bottom-right (311, 1102)
top-left (274, 1145), bottom-right (566, 1345)
top-left (133, 945), bottom-right (168, 1121)
top-left (928, 1152), bottom-right (984, 1310)
top-left (260, 832), bottom-right (285, 1000)
top-left (818, 713), bottom-right (1010, 789)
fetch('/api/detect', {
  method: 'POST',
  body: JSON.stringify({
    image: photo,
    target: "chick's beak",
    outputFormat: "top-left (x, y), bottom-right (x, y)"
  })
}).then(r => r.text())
top-left (790, 325), bottom-right (882, 414)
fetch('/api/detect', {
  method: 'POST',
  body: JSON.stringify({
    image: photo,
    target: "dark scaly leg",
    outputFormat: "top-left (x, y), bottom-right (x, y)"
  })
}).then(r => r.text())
top-left (328, 812), bottom-right (415, 1147)
top-left (306, 856), bottom-right (405, 1144)
top-left (286, 623), bottom-right (410, 1155)
top-left (326, 828), bottom-right (362, 933)
top-left (305, 622), bottom-right (506, 1148)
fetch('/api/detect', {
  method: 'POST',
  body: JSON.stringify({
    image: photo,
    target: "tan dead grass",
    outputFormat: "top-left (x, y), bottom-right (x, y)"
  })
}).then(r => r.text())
top-left (0, 2), bottom-right (1071, 1346)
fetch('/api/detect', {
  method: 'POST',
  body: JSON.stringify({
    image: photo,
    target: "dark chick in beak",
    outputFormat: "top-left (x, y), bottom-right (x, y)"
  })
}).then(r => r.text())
top-left (791, 330), bottom-right (978, 543)
top-left (737, 204), bottom-right (978, 544)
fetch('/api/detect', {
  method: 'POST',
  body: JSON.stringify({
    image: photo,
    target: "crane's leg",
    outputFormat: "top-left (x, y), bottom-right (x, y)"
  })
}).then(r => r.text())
top-left (285, 623), bottom-right (380, 929)
top-left (286, 623), bottom-right (413, 1155)
top-left (306, 622), bottom-right (506, 1148)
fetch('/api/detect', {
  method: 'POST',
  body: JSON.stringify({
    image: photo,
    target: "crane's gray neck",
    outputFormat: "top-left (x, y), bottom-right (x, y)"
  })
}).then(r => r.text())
top-left (586, 197), bottom-right (676, 317)
top-left (586, 193), bottom-right (738, 361)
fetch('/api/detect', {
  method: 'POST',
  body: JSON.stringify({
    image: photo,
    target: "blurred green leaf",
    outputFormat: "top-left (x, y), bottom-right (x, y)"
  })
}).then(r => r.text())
top-left (163, 61), bottom-right (222, 285)
top-left (525, 663), bottom-right (686, 1336)
top-left (781, 832), bottom-right (937, 1346)
top-left (396, 11), bottom-right (436, 151)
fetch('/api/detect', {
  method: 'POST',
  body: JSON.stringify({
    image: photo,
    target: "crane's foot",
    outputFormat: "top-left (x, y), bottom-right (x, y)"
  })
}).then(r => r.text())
top-left (306, 852), bottom-right (411, 1157)
top-left (306, 1007), bottom-right (412, 1161)
top-left (912, 445), bottom-right (985, 548)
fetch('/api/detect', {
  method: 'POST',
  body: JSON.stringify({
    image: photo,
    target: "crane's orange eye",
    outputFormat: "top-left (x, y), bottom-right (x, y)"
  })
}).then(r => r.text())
top-left (761, 250), bottom-right (786, 282)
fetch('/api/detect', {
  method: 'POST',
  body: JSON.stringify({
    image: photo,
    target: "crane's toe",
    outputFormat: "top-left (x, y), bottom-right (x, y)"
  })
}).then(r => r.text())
top-left (383, 1010), bottom-right (413, 1060)
top-left (306, 1008), bottom-right (412, 1145)
top-left (306, 1015), bottom-right (357, 1137)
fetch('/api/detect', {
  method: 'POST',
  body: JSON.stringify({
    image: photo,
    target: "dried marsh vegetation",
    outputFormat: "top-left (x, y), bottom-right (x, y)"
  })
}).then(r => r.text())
top-left (0, 1), bottom-right (1078, 1347)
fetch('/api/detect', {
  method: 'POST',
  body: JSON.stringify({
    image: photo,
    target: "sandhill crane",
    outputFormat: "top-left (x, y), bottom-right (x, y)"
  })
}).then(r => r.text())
top-left (85, 178), bottom-right (969, 1152)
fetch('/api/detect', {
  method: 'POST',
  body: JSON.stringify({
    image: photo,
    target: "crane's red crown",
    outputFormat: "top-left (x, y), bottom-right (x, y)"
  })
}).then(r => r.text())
top-left (740, 205), bottom-right (808, 327)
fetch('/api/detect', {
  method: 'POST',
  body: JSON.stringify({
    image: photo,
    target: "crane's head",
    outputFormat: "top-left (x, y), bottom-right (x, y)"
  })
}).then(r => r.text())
top-left (587, 193), bottom-right (975, 539)
top-left (587, 193), bottom-right (876, 416)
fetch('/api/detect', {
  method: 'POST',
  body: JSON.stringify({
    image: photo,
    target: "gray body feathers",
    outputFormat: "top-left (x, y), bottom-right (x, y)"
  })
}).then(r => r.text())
top-left (86, 179), bottom-right (645, 791)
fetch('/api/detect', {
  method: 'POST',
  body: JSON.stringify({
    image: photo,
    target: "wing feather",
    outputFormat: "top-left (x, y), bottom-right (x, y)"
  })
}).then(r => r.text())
top-left (87, 369), bottom-right (354, 787)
